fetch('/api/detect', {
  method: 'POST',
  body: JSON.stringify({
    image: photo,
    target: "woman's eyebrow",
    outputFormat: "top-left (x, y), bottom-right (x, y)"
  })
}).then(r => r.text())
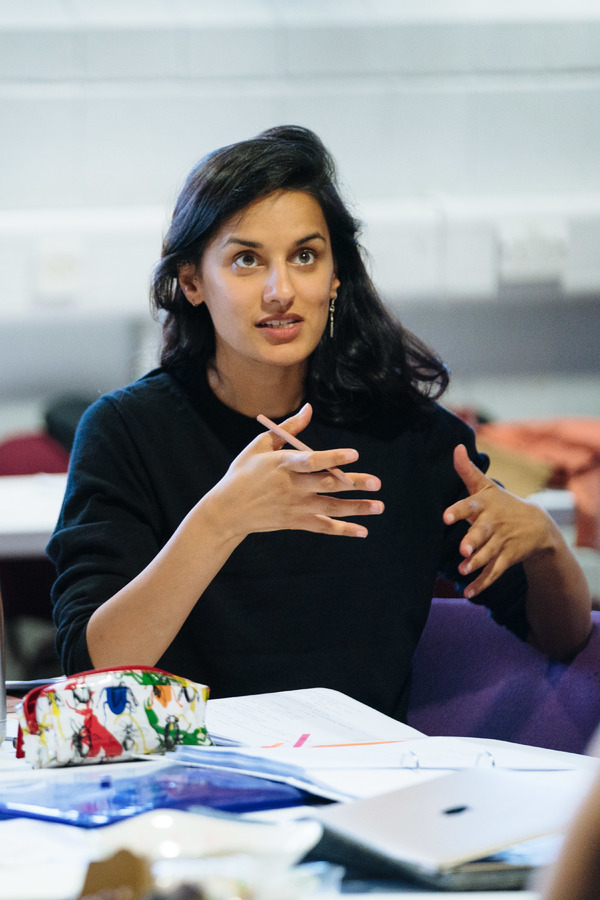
top-left (223, 232), bottom-right (327, 249)
top-left (295, 232), bottom-right (327, 245)
top-left (224, 237), bottom-right (261, 249)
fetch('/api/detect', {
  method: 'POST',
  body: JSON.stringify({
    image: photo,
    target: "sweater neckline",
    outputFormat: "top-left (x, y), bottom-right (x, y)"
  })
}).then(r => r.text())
top-left (167, 362), bottom-right (305, 455)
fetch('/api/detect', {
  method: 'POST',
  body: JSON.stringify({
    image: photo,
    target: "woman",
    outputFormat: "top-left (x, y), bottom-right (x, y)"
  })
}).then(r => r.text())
top-left (48, 126), bottom-right (591, 720)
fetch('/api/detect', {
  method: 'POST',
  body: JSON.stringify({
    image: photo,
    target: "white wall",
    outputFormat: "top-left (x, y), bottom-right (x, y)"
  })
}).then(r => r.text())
top-left (0, 0), bottom-right (599, 419)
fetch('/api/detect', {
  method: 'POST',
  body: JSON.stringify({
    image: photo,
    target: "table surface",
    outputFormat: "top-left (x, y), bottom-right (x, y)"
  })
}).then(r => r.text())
top-left (0, 727), bottom-right (547, 900)
top-left (0, 720), bottom-right (597, 900)
top-left (0, 472), bottom-right (67, 557)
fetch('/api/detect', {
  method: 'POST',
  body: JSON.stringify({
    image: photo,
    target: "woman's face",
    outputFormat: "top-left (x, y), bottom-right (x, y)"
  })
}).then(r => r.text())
top-left (179, 190), bottom-right (340, 381)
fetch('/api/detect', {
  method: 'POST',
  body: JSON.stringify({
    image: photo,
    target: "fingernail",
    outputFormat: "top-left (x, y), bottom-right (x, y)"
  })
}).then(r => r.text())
top-left (445, 512), bottom-right (455, 523)
top-left (365, 478), bottom-right (378, 490)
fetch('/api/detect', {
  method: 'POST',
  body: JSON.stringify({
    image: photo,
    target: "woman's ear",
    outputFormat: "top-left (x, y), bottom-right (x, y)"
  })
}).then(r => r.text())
top-left (178, 264), bottom-right (203, 307)
top-left (331, 273), bottom-right (340, 296)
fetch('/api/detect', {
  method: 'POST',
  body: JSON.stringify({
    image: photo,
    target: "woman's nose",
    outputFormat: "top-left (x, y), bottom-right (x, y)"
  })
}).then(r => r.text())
top-left (263, 263), bottom-right (294, 304)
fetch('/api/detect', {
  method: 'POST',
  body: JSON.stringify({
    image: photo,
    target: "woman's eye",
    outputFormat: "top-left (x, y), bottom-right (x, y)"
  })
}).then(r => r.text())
top-left (235, 253), bottom-right (259, 269)
top-left (293, 249), bottom-right (316, 265)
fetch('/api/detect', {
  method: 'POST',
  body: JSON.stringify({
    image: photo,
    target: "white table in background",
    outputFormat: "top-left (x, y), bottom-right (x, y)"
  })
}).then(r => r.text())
top-left (0, 473), bottom-right (67, 558)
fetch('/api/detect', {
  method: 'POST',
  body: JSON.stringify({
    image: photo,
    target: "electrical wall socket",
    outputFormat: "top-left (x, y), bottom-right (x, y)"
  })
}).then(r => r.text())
top-left (497, 219), bottom-right (569, 285)
top-left (36, 235), bottom-right (83, 305)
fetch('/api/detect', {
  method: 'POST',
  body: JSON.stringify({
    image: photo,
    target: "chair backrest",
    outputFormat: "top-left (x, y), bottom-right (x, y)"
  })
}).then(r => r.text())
top-left (0, 432), bottom-right (69, 476)
top-left (407, 597), bottom-right (600, 755)
top-left (0, 431), bottom-right (68, 625)
top-left (0, 588), bottom-right (5, 743)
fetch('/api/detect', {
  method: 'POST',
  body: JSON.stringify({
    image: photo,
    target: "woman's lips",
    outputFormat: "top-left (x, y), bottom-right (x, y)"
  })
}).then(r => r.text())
top-left (256, 316), bottom-right (303, 341)
top-left (256, 315), bottom-right (303, 328)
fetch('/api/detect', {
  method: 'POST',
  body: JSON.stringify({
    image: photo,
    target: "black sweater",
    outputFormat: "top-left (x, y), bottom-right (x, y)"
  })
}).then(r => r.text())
top-left (48, 367), bottom-right (528, 721)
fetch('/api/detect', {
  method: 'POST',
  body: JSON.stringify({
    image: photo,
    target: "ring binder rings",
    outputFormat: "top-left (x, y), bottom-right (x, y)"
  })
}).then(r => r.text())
top-left (398, 746), bottom-right (497, 771)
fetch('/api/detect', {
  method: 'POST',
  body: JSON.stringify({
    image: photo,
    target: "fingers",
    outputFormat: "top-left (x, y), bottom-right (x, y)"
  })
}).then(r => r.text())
top-left (458, 533), bottom-right (510, 597)
top-left (256, 404), bottom-right (378, 491)
top-left (451, 496), bottom-right (516, 597)
top-left (449, 486), bottom-right (549, 599)
top-left (283, 450), bottom-right (381, 492)
top-left (283, 473), bottom-right (385, 535)
top-left (443, 444), bottom-right (519, 597)
top-left (463, 561), bottom-right (506, 599)
top-left (443, 445), bottom-right (491, 526)
top-left (311, 514), bottom-right (370, 539)
top-left (460, 531), bottom-right (524, 597)
top-left (314, 495), bottom-right (385, 520)
top-left (296, 499), bottom-right (385, 540)
top-left (254, 403), bottom-right (314, 457)
top-left (253, 491), bottom-right (384, 540)
top-left (452, 443), bottom-right (489, 494)
top-left (226, 413), bottom-right (384, 540)
top-left (275, 462), bottom-right (383, 538)
top-left (262, 402), bottom-right (313, 449)
top-left (443, 495), bottom-right (481, 527)
top-left (283, 446), bottom-right (359, 478)
top-left (282, 400), bottom-right (313, 433)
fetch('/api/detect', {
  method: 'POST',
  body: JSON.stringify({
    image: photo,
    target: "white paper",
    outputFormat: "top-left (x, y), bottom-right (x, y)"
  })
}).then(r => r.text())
top-left (205, 687), bottom-right (423, 748)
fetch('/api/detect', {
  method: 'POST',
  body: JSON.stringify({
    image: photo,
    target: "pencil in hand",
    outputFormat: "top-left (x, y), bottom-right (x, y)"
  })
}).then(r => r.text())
top-left (256, 414), bottom-right (356, 487)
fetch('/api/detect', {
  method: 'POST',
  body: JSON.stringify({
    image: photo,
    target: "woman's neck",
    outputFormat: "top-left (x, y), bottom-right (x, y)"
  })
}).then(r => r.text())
top-left (206, 361), bottom-right (307, 420)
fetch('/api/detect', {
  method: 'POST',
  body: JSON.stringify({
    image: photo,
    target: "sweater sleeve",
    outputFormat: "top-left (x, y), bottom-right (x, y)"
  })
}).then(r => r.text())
top-left (47, 394), bottom-right (167, 674)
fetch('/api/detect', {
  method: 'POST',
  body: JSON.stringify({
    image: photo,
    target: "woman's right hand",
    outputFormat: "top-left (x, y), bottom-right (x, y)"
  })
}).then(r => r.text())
top-left (86, 402), bottom-right (383, 669)
top-left (202, 402), bottom-right (384, 540)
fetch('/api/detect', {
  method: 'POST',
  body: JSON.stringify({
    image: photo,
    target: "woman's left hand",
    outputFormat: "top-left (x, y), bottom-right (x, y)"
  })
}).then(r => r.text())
top-left (442, 443), bottom-right (553, 599)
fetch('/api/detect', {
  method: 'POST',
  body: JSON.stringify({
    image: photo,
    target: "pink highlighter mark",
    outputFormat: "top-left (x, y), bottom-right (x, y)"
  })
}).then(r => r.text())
top-left (293, 733), bottom-right (310, 748)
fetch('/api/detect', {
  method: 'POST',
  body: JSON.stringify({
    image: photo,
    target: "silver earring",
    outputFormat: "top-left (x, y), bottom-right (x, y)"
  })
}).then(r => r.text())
top-left (329, 292), bottom-right (337, 339)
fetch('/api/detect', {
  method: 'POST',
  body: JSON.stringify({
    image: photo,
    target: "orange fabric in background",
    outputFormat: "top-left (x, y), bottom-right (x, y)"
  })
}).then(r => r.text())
top-left (478, 418), bottom-right (600, 551)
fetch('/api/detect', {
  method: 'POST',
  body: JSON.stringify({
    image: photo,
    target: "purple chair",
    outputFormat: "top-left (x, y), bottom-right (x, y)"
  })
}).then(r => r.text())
top-left (407, 597), bottom-right (600, 755)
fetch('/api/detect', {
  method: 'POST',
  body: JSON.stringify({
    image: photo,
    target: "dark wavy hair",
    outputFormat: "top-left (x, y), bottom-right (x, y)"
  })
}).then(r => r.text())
top-left (151, 125), bottom-right (449, 427)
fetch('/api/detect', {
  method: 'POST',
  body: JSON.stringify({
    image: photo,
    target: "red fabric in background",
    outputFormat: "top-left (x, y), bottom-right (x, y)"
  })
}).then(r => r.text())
top-left (478, 418), bottom-right (600, 551)
top-left (0, 431), bottom-right (69, 626)
top-left (0, 432), bottom-right (69, 476)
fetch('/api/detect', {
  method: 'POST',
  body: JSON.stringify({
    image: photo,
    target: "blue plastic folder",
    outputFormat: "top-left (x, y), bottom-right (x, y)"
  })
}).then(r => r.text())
top-left (0, 763), bottom-right (308, 828)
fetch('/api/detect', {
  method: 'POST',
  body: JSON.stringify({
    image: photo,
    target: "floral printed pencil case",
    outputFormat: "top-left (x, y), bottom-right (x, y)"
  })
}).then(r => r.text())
top-left (15, 666), bottom-right (212, 768)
